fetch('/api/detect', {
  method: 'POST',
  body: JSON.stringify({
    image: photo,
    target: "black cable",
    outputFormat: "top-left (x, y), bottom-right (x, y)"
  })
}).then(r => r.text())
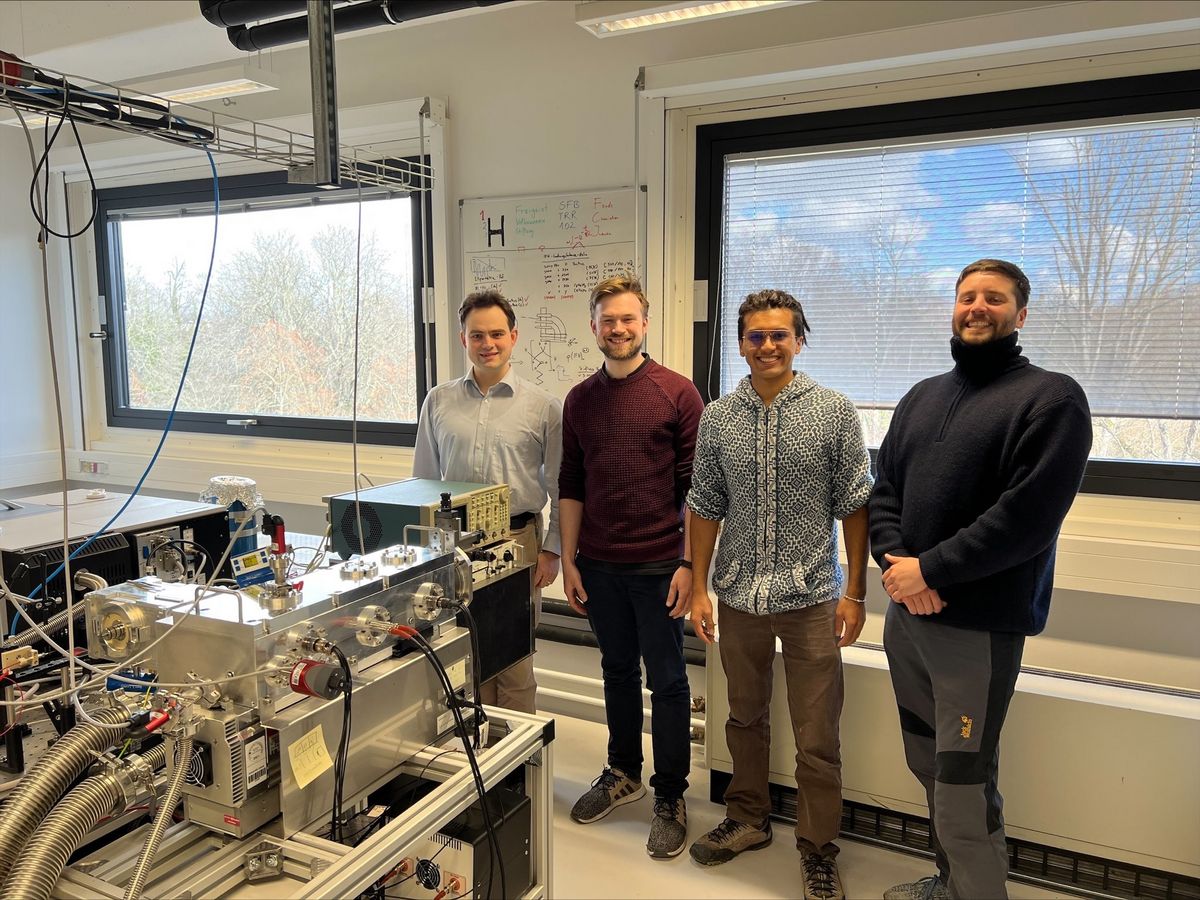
top-left (342, 810), bottom-right (386, 845)
top-left (38, 552), bottom-right (51, 602)
top-left (27, 107), bottom-right (98, 240)
top-left (449, 600), bottom-right (485, 749)
top-left (401, 747), bottom-right (460, 816)
top-left (329, 645), bottom-right (353, 843)
top-left (407, 631), bottom-right (505, 900)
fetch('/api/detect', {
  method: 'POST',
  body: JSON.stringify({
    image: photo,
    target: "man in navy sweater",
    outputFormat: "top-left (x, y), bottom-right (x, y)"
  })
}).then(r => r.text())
top-left (559, 274), bottom-right (704, 860)
top-left (870, 259), bottom-right (1092, 900)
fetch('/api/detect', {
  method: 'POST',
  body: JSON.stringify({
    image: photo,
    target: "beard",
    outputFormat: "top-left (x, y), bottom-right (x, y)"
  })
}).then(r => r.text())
top-left (598, 336), bottom-right (643, 361)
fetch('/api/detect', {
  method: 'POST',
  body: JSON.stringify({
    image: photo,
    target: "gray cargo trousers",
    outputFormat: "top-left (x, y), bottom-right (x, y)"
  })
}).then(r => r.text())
top-left (883, 601), bottom-right (1025, 899)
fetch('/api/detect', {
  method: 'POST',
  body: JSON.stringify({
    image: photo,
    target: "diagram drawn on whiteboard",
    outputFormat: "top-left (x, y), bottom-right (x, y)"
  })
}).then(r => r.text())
top-left (471, 256), bottom-right (505, 279)
top-left (461, 189), bottom-right (641, 402)
top-left (525, 307), bottom-right (592, 386)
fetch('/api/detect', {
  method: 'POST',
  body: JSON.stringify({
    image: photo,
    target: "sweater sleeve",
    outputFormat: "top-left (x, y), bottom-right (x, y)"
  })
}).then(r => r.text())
top-left (868, 396), bottom-right (908, 569)
top-left (685, 405), bottom-right (728, 522)
top-left (541, 395), bottom-right (564, 556)
top-left (673, 380), bottom-right (705, 511)
top-left (558, 391), bottom-right (586, 504)
top-left (919, 385), bottom-right (1092, 589)
top-left (832, 394), bottom-right (874, 519)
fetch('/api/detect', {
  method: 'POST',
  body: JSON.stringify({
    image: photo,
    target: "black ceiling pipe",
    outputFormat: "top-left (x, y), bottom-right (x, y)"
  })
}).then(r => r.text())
top-left (225, 0), bottom-right (510, 51)
top-left (199, 0), bottom-right (311, 28)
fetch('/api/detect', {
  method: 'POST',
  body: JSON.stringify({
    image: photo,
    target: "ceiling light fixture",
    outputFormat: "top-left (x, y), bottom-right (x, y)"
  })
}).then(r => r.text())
top-left (575, 0), bottom-right (809, 37)
top-left (123, 62), bottom-right (282, 105)
top-left (1, 62), bottom-right (280, 128)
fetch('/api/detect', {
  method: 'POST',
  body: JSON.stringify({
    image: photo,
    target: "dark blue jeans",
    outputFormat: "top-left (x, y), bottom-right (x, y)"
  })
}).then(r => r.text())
top-left (579, 562), bottom-right (691, 799)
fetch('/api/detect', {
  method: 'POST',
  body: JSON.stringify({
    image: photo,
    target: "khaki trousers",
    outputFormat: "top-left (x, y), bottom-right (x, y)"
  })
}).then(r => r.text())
top-left (478, 516), bottom-right (540, 714)
top-left (718, 599), bottom-right (845, 853)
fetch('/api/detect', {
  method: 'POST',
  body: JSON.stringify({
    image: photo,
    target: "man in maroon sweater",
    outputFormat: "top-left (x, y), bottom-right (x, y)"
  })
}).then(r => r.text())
top-left (560, 275), bottom-right (704, 861)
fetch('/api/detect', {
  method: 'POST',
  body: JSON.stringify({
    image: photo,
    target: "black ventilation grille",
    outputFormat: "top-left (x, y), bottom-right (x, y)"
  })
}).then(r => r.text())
top-left (338, 503), bottom-right (384, 555)
top-left (35, 533), bottom-right (130, 564)
top-left (710, 771), bottom-right (1200, 900)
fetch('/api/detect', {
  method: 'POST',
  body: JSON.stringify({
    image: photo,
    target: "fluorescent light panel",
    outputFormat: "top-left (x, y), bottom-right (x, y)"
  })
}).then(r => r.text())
top-left (1, 63), bottom-right (280, 128)
top-left (123, 62), bottom-right (281, 104)
top-left (577, 0), bottom-right (806, 37)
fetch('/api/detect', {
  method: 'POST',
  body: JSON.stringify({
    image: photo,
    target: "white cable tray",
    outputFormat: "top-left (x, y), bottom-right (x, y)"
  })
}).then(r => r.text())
top-left (0, 61), bottom-right (433, 192)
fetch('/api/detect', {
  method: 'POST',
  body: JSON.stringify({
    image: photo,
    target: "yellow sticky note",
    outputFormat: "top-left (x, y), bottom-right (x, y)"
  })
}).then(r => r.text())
top-left (288, 724), bottom-right (333, 790)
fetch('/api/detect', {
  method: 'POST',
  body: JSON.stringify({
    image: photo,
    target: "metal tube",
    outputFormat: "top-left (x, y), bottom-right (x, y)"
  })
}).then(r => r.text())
top-left (0, 707), bottom-right (129, 883)
top-left (3, 744), bottom-right (168, 900)
top-left (121, 737), bottom-right (192, 900)
top-left (307, 0), bottom-right (339, 188)
top-left (199, 0), bottom-right (310, 28)
top-left (3, 572), bottom-right (106, 650)
top-left (224, 1), bottom-right (506, 51)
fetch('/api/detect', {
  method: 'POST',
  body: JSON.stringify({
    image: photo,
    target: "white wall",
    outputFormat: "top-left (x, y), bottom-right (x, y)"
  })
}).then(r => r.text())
top-left (17, 2), bottom-right (1097, 486)
top-left (1, 0), bottom-right (1196, 683)
top-left (0, 126), bottom-right (61, 489)
top-left (0, 1), bottom-right (1196, 874)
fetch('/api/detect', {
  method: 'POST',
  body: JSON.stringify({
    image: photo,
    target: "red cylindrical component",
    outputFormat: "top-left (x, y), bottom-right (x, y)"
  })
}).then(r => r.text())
top-left (145, 710), bottom-right (171, 733)
top-left (288, 659), bottom-right (346, 700)
top-left (273, 521), bottom-right (287, 554)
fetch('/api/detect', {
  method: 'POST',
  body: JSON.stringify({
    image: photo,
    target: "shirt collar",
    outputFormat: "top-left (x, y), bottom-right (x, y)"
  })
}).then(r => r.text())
top-left (466, 366), bottom-right (518, 398)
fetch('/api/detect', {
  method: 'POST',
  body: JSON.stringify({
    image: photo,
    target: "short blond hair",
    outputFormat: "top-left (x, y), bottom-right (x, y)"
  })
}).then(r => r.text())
top-left (588, 274), bottom-right (648, 319)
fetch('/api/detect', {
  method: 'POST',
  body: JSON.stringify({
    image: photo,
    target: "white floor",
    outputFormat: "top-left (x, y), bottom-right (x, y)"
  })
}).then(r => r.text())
top-left (547, 714), bottom-right (1067, 900)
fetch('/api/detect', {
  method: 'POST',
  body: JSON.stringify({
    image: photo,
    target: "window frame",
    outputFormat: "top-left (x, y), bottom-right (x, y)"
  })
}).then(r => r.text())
top-left (693, 69), bottom-right (1200, 501)
top-left (94, 165), bottom-right (431, 446)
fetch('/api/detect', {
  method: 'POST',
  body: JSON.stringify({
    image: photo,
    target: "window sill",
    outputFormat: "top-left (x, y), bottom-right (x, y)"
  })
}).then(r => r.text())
top-left (75, 429), bottom-right (415, 506)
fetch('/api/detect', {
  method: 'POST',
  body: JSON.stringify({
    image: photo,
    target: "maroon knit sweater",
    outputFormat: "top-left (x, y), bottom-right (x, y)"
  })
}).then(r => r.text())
top-left (560, 357), bottom-right (704, 563)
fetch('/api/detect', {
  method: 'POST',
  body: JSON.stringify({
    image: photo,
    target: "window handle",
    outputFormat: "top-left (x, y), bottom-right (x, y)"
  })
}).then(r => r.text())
top-left (88, 331), bottom-right (107, 340)
top-left (226, 418), bottom-right (258, 427)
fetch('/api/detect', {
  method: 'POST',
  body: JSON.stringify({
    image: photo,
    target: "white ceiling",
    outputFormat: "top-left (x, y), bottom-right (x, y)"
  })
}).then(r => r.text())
top-left (0, 0), bottom-right (523, 84)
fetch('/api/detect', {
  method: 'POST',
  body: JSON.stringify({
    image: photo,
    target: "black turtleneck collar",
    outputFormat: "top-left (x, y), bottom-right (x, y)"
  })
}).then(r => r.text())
top-left (950, 331), bottom-right (1027, 382)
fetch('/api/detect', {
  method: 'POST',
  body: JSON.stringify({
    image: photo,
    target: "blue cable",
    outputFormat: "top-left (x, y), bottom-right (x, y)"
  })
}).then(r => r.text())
top-left (11, 151), bottom-right (221, 635)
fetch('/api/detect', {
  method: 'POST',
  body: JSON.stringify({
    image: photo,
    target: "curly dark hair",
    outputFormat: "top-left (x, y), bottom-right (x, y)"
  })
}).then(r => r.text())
top-left (737, 289), bottom-right (811, 343)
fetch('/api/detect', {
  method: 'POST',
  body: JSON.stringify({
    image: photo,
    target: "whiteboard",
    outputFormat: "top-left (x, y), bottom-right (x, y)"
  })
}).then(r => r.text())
top-left (460, 188), bottom-right (655, 401)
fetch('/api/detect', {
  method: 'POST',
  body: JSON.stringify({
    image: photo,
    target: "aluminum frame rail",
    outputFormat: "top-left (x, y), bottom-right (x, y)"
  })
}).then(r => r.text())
top-left (0, 62), bottom-right (432, 192)
top-left (51, 708), bottom-right (554, 899)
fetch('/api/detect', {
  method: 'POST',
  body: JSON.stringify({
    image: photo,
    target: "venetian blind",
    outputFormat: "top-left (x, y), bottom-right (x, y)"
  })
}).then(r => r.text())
top-left (718, 118), bottom-right (1200, 419)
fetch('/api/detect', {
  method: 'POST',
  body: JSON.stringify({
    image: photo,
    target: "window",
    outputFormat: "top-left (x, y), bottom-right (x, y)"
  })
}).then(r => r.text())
top-left (695, 71), bottom-right (1200, 499)
top-left (96, 170), bottom-right (429, 444)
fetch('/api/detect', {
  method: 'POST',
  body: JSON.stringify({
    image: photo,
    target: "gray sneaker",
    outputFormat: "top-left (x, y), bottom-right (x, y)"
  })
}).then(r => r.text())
top-left (688, 816), bottom-right (773, 865)
top-left (883, 875), bottom-right (952, 900)
top-left (569, 767), bottom-right (646, 824)
top-left (801, 852), bottom-right (845, 900)
top-left (647, 796), bottom-right (687, 859)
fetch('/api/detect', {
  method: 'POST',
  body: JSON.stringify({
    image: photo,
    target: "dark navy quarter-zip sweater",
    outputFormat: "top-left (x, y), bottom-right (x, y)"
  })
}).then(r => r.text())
top-left (869, 333), bottom-right (1092, 635)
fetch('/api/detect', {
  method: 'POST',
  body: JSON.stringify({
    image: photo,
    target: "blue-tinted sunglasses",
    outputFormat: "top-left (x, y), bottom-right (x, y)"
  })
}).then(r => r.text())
top-left (743, 329), bottom-right (795, 348)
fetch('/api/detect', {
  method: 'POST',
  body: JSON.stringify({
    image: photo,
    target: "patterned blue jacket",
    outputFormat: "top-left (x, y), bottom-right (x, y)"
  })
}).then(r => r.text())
top-left (687, 373), bottom-right (873, 615)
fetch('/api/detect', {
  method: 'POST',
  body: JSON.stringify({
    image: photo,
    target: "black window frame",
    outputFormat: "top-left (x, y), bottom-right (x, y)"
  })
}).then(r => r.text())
top-left (94, 163), bottom-right (432, 446)
top-left (694, 69), bottom-right (1200, 501)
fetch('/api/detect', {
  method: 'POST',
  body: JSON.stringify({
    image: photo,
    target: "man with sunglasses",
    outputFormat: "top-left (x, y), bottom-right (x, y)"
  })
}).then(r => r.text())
top-left (687, 289), bottom-right (872, 900)
top-left (871, 259), bottom-right (1091, 900)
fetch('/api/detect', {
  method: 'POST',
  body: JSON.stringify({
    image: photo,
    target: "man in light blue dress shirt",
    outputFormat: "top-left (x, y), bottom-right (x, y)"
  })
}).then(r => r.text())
top-left (412, 290), bottom-right (562, 712)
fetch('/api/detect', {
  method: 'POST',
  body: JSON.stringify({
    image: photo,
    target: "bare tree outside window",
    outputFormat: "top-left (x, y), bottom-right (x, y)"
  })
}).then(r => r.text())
top-left (118, 196), bottom-right (418, 427)
top-left (719, 118), bottom-right (1199, 464)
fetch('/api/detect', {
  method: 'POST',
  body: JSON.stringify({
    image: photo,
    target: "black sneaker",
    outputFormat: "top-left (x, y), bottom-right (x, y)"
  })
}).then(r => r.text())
top-left (569, 767), bottom-right (646, 824)
top-left (688, 816), bottom-right (773, 866)
top-left (801, 852), bottom-right (845, 900)
top-left (647, 796), bottom-right (687, 859)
